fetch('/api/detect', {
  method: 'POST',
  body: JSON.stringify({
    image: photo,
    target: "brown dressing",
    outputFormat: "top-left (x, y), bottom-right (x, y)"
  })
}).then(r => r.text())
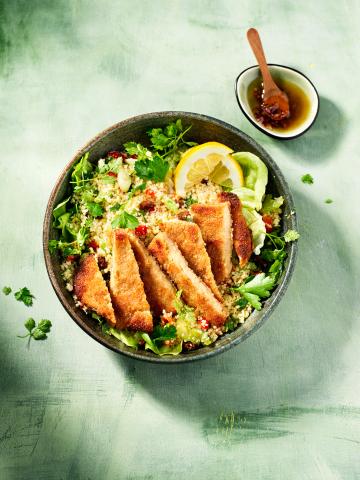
top-left (247, 75), bottom-right (311, 132)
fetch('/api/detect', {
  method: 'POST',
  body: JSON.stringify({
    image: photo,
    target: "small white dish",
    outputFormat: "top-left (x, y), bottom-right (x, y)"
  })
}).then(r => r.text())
top-left (235, 64), bottom-right (319, 140)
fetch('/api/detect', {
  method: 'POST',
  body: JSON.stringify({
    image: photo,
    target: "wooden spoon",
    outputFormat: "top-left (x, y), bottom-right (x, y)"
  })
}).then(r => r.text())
top-left (247, 28), bottom-right (290, 121)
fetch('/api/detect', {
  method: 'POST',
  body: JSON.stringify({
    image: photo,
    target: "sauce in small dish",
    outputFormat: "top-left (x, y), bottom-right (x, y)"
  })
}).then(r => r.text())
top-left (235, 64), bottom-right (319, 140)
top-left (247, 75), bottom-right (311, 132)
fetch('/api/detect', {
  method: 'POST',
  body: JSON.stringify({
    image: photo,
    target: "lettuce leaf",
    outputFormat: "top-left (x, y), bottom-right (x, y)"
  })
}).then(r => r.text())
top-left (231, 152), bottom-right (268, 211)
top-left (261, 194), bottom-right (284, 214)
top-left (105, 327), bottom-right (182, 356)
top-left (242, 207), bottom-right (266, 255)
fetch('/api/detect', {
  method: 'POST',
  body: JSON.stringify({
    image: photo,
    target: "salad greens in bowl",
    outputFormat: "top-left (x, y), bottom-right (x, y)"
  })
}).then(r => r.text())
top-left (43, 111), bottom-right (298, 362)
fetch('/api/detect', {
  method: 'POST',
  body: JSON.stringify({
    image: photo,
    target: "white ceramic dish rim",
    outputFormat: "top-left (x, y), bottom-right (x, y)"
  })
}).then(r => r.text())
top-left (235, 64), bottom-right (320, 139)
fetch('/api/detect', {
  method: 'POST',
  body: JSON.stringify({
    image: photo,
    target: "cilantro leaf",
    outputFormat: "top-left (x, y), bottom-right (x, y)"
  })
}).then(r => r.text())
top-left (14, 287), bottom-right (35, 307)
top-left (18, 318), bottom-right (52, 341)
top-left (284, 229), bottom-right (300, 242)
top-left (184, 195), bottom-right (197, 207)
top-left (25, 318), bottom-right (36, 332)
top-left (147, 120), bottom-right (195, 156)
top-left (87, 202), bottom-right (104, 217)
top-left (233, 274), bottom-right (275, 311)
top-left (123, 142), bottom-right (149, 160)
top-left (37, 319), bottom-right (52, 333)
top-left (111, 211), bottom-right (139, 229)
top-left (32, 329), bottom-right (47, 340)
top-left (134, 154), bottom-right (169, 182)
top-left (301, 173), bottom-right (314, 185)
top-left (325, 198), bottom-right (333, 204)
top-left (235, 298), bottom-right (248, 309)
top-left (151, 324), bottom-right (177, 346)
top-left (71, 153), bottom-right (93, 187)
top-left (2, 286), bottom-right (11, 295)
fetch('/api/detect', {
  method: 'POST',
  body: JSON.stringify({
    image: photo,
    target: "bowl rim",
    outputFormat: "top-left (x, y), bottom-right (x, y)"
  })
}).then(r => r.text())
top-left (235, 63), bottom-right (320, 140)
top-left (43, 110), bottom-right (298, 363)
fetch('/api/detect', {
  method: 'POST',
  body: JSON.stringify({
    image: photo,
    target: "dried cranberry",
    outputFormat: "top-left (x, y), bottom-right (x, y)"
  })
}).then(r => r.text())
top-left (139, 199), bottom-right (155, 212)
top-left (145, 188), bottom-right (156, 198)
top-left (107, 171), bottom-right (118, 178)
top-left (88, 240), bottom-right (99, 250)
top-left (262, 214), bottom-right (273, 233)
top-left (135, 225), bottom-right (148, 236)
top-left (184, 342), bottom-right (197, 351)
top-left (66, 255), bottom-right (77, 262)
top-left (108, 151), bottom-right (120, 159)
top-left (120, 152), bottom-right (128, 160)
top-left (198, 317), bottom-right (210, 331)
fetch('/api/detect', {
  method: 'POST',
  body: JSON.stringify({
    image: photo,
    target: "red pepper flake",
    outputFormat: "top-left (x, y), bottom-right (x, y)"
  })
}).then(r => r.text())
top-left (66, 255), bottom-right (77, 262)
top-left (108, 151), bottom-right (121, 159)
top-left (145, 188), bottom-right (156, 198)
top-left (262, 214), bottom-right (273, 233)
top-left (135, 225), bottom-right (148, 237)
top-left (107, 171), bottom-right (118, 177)
top-left (88, 239), bottom-right (99, 250)
top-left (198, 316), bottom-right (210, 331)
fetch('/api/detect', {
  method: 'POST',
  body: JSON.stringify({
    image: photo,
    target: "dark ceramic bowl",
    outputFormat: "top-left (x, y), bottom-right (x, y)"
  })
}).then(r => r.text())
top-left (43, 111), bottom-right (298, 363)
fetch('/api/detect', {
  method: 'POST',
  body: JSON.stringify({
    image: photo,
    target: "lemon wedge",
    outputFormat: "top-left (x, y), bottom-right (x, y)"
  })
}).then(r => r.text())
top-left (174, 142), bottom-right (244, 197)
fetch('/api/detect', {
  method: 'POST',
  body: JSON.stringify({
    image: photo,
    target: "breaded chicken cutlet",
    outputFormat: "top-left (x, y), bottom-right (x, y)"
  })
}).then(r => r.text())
top-left (219, 191), bottom-right (253, 267)
top-left (74, 254), bottom-right (116, 327)
top-left (110, 229), bottom-right (153, 332)
top-left (191, 203), bottom-right (233, 283)
top-left (161, 220), bottom-right (222, 302)
top-left (148, 232), bottom-right (227, 327)
top-left (128, 233), bottom-right (177, 316)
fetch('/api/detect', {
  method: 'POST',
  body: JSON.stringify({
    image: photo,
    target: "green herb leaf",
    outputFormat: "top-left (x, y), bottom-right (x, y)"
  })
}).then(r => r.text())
top-left (71, 153), bottom-right (93, 187)
top-left (123, 142), bottom-right (149, 160)
top-left (184, 196), bottom-right (197, 207)
top-left (25, 317), bottom-right (36, 332)
top-left (301, 173), bottom-right (314, 185)
top-left (233, 273), bottom-right (275, 311)
top-left (111, 211), bottom-right (139, 229)
top-left (147, 120), bottom-right (194, 158)
top-left (32, 328), bottom-right (47, 340)
top-left (284, 229), bottom-right (300, 242)
top-left (87, 202), bottom-right (104, 217)
top-left (151, 324), bottom-right (177, 346)
top-left (235, 298), bottom-right (248, 309)
top-left (134, 154), bottom-right (169, 183)
top-left (2, 286), bottom-right (11, 295)
top-left (37, 319), bottom-right (52, 333)
top-left (14, 287), bottom-right (35, 307)
top-left (325, 198), bottom-right (333, 204)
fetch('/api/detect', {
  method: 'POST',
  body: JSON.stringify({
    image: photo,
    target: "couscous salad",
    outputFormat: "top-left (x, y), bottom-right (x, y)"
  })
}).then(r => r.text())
top-left (49, 120), bottom-right (298, 356)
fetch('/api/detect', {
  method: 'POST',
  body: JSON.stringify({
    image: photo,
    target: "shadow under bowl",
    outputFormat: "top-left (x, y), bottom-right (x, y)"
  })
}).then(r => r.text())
top-left (235, 64), bottom-right (319, 140)
top-left (43, 111), bottom-right (298, 363)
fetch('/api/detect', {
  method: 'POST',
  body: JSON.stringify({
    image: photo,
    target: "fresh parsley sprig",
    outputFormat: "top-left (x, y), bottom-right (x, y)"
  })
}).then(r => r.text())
top-left (151, 324), bottom-right (177, 346)
top-left (14, 287), bottom-right (35, 307)
top-left (18, 318), bottom-right (52, 341)
top-left (232, 273), bottom-right (275, 311)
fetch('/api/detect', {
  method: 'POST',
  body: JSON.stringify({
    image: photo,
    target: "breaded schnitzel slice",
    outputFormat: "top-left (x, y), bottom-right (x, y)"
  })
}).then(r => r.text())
top-left (148, 232), bottom-right (227, 327)
top-left (161, 220), bottom-right (222, 302)
top-left (128, 233), bottom-right (177, 316)
top-left (219, 192), bottom-right (253, 267)
top-left (191, 203), bottom-right (233, 283)
top-left (110, 229), bottom-right (153, 332)
top-left (74, 254), bottom-right (116, 327)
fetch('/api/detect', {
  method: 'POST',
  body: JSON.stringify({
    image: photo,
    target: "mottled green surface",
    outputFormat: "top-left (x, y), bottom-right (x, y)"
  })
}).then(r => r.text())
top-left (1, 1), bottom-right (360, 479)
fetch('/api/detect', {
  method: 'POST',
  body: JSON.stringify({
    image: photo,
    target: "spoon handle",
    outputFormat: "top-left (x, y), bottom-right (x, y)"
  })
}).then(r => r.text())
top-left (247, 28), bottom-right (277, 91)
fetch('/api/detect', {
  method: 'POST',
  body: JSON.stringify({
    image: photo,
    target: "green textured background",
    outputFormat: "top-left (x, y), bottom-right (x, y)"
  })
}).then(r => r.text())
top-left (1, 1), bottom-right (360, 479)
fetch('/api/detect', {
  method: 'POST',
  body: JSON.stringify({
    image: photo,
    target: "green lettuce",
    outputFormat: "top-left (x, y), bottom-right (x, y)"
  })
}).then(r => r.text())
top-left (242, 207), bottom-right (266, 255)
top-left (231, 152), bottom-right (268, 211)
top-left (261, 194), bottom-right (284, 214)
